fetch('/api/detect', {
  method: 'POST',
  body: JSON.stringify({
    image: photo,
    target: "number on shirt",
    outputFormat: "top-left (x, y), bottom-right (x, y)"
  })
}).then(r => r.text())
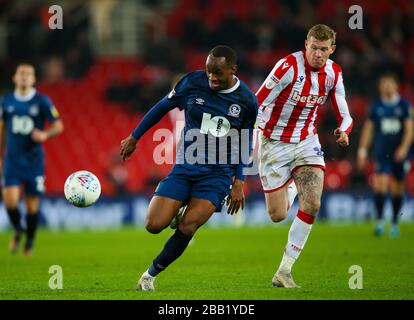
top-left (200, 112), bottom-right (231, 137)
top-left (380, 118), bottom-right (401, 135)
top-left (12, 115), bottom-right (34, 135)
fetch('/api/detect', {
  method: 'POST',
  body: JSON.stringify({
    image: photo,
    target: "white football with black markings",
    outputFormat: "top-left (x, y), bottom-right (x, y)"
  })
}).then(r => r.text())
top-left (64, 170), bottom-right (101, 207)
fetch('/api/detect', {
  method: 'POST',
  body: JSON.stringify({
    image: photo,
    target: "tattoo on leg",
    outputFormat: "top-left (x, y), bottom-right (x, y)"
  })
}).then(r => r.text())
top-left (292, 167), bottom-right (324, 214)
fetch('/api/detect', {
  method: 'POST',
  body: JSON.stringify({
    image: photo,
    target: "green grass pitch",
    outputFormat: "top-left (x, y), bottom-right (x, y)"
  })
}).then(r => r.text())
top-left (0, 223), bottom-right (413, 300)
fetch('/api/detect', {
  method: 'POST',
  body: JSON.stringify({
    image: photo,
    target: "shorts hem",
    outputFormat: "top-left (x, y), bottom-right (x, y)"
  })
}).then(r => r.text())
top-left (263, 177), bottom-right (293, 194)
top-left (153, 192), bottom-right (188, 203)
top-left (292, 164), bottom-right (326, 173)
top-left (191, 194), bottom-right (222, 212)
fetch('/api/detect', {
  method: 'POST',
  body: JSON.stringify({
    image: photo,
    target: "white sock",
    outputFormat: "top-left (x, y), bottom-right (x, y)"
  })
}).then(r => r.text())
top-left (143, 270), bottom-right (155, 279)
top-left (277, 253), bottom-right (295, 273)
top-left (287, 181), bottom-right (298, 209)
top-left (280, 209), bottom-right (315, 272)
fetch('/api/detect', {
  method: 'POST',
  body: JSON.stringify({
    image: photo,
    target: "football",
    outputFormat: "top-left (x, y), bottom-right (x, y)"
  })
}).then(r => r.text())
top-left (64, 170), bottom-right (101, 207)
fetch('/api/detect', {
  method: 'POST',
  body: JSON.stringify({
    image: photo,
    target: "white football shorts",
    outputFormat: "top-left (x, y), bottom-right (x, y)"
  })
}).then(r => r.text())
top-left (258, 131), bottom-right (326, 193)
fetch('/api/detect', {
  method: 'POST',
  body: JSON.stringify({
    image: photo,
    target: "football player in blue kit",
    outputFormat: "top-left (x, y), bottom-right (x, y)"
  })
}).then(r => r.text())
top-left (0, 64), bottom-right (64, 255)
top-left (120, 46), bottom-right (258, 291)
top-left (357, 73), bottom-right (413, 237)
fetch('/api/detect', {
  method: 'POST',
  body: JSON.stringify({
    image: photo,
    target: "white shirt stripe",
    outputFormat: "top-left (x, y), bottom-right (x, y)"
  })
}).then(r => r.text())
top-left (256, 51), bottom-right (353, 142)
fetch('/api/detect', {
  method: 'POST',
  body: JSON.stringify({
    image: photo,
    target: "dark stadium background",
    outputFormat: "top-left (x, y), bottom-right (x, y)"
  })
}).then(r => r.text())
top-left (0, 0), bottom-right (413, 229)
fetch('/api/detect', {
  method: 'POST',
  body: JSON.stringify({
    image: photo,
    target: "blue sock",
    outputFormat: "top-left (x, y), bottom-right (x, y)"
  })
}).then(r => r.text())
top-left (391, 196), bottom-right (403, 225)
top-left (148, 229), bottom-right (192, 277)
top-left (374, 193), bottom-right (385, 222)
top-left (26, 213), bottom-right (39, 244)
top-left (6, 208), bottom-right (22, 233)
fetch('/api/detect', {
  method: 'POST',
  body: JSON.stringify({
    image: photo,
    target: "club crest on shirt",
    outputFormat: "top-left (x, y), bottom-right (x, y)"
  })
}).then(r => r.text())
top-left (265, 75), bottom-right (279, 89)
top-left (7, 105), bottom-right (14, 113)
top-left (377, 108), bottom-right (384, 116)
top-left (29, 104), bottom-right (39, 116)
top-left (325, 77), bottom-right (335, 90)
top-left (394, 107), bottom-right (402, 117)
top-left (228, 104), bottom-right (241, 118)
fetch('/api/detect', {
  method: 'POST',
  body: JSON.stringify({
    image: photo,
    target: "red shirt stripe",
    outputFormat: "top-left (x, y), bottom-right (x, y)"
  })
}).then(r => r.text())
top-left (263, 55), bottom-right (298, 138)
top-left (300, 70), bottom-right (327, 140)
top-left (280, 67), bottom-right (312, 142)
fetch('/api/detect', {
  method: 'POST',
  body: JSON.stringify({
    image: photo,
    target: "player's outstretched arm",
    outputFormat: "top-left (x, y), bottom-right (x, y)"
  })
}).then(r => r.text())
top-left (120, 135), bottom-right (137, 161)
top-left (120, 96), bottom-right (176, 161)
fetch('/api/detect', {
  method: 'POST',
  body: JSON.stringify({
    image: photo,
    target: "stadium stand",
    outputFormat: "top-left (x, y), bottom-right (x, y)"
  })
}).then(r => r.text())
top-left (1, 0), bottom-right (413, 195)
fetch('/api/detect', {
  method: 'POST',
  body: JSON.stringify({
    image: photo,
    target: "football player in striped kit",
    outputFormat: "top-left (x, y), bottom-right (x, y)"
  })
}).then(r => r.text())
top-left (255, 24), bottom-right (353, 288)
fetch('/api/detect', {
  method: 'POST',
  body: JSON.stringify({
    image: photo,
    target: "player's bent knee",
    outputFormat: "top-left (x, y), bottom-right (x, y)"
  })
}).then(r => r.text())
top-left (145, 224), bottom-right (163, 234)
top-left (268, 208), bottom-right (287, 223)
top-left (145, 219), bottom-right (165, 234)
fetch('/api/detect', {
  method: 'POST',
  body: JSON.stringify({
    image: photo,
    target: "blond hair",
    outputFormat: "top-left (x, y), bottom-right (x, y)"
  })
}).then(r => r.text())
top-left (307, 24), bottom-right (336, 45)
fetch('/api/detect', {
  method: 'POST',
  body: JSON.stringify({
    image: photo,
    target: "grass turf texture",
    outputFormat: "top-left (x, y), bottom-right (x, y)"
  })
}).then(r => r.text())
top-left (0, 223), bottom-right (413, 300)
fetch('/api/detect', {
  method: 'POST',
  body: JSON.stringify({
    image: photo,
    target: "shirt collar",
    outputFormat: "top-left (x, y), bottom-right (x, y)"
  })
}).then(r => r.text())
top-left (381, 94), bottom-right (400, 106)
top-left (14, 88), bottom-right (36, 102)
top-left (219, 76), bottom-right (240, 94)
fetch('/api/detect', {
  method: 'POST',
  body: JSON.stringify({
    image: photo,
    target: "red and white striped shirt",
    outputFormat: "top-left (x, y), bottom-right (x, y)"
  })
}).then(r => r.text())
top-left (256, 50), bottom-right (353, 143)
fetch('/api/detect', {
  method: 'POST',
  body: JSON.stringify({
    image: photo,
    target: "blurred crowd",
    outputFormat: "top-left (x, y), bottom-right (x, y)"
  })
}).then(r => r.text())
top-left (0, 2), bottom-right (94, 90)
top-left (110, 0), bottom-right (414, 193)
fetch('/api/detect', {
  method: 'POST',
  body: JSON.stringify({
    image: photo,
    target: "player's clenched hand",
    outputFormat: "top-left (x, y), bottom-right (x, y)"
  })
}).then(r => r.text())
top-left (334, 128), bottom-right (349, 147)
top-left (120, 135), bottom-right (138, 160)
top-left (226, 179), bottom-right (245, 215)
top-left (31, 129), bottom-right (48, 143)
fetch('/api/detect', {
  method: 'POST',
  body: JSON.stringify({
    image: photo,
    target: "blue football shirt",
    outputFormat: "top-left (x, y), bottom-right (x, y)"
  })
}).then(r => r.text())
top-left (168, 71), bottom-right (258, 171)
top-left (368, 96), bottom-right (412, 158)
top-left (0, 89), bottom-right (60, 166)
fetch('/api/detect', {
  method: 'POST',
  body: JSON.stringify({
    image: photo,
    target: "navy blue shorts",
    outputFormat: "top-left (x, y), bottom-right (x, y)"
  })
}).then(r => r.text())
top-left (154, 164), bottom-right (234, 212)
top-left (2, 161), bottom-right (45, 196)
top-left (374, 157), bottom-right (410, 181)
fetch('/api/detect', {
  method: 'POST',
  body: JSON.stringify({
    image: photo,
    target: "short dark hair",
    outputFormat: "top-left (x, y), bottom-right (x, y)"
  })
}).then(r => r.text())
top-left (379, 72), bottom-right (399, 84)
top-left (209, 45), bottom-right (237, 66)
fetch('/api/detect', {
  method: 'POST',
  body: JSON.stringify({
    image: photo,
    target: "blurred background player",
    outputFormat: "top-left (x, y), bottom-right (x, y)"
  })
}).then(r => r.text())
top-left (357, 73), bottom-right (414, 237)
top-left (255, 24), bottom-right (353, 288)
top-left (120, 45), bottom-right (257, 291)
top-left (0, 63), bottom-right (64, 256)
